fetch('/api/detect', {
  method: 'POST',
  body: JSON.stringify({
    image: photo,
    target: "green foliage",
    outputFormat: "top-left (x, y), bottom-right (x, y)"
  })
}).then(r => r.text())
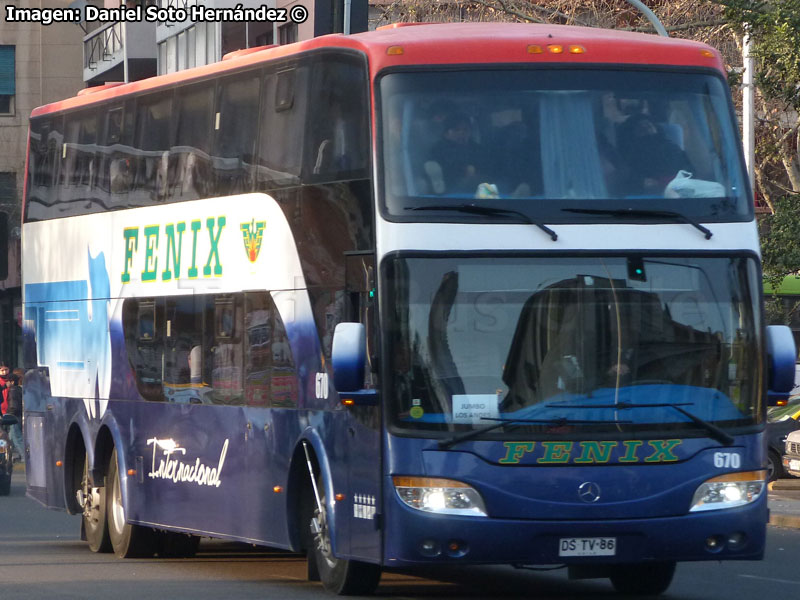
top-left (759, 194), bottom-right (800, 288)
top-left (718, 0), bottom-right (800, 111)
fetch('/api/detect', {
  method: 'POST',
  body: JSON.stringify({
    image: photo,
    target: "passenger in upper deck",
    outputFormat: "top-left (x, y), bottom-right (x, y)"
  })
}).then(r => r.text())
top-left (424, 113), bottom-right (485, 195)
top-left (491, 112), bottom-right (541, 198)
top-left (618, 113), bottom-right (691, 195)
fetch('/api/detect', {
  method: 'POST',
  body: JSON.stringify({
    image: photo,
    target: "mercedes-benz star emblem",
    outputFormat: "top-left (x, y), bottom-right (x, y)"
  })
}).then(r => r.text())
top-left (578, 481), bottom-right (601, 503)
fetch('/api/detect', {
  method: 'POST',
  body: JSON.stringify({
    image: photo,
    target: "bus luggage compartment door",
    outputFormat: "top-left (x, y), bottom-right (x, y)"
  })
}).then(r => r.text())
top-left (22, 368), bottom-right (65, 509)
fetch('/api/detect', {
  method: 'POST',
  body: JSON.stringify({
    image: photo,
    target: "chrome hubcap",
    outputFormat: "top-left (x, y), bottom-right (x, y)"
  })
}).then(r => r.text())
top-left (110, 471), bottom-right (125, 534)
top-left (311, 499), bottom-right (335, 568)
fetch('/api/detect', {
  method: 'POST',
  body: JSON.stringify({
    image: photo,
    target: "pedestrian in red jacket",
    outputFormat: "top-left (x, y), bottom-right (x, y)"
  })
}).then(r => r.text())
top-left (0, 363), bottom-right (9, 415)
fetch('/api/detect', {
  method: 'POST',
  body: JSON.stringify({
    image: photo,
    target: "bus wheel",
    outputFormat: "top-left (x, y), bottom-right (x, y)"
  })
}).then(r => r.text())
top-left (609, 561), bottom-right (676, 596)
top-left (157, 531), bottom-right (201, 558)
top-left (80, 455), bottom-right (111, 553)
top-left (107, 448), bottom-right (156, 558)
top-left (308, 489), bottom-right (381, 595)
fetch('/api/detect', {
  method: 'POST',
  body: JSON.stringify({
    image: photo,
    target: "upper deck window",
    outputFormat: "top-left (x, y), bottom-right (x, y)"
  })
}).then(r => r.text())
top-left (378, 67), bottom-right (750, 223)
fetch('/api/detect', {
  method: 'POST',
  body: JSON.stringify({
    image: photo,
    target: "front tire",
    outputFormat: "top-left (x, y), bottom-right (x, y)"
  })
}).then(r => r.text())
top-left (308, 489), bottom-right (381, 595)
top-left (82, 455), bottom-right (111, 552)
top-left (609, 561), bottom-right (676, 596)
top-left (768, 449), bottom-right (784, 482)
top-left (107, 448), bottom-right (156, 558)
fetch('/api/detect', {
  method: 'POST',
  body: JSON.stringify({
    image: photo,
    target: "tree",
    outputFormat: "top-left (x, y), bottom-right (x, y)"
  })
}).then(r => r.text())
top-left (711, 2), bottom-right (800, 307)
top-left (715, 1), bottom-right (800, 209)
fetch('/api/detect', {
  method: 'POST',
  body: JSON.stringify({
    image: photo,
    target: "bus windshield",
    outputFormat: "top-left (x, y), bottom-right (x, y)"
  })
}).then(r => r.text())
top-left (386, 255), bottom-right (763, 437)
top-left (379, 68), bottom-right (749, 222)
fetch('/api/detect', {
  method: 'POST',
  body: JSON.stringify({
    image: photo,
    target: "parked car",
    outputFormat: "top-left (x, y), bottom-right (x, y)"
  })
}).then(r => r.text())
top-left (0, 414), bottom-right (19, 495)
top-left (784, 429), bottom-right (800, 478)
top-left (767, 396), bottom-right (800, 481)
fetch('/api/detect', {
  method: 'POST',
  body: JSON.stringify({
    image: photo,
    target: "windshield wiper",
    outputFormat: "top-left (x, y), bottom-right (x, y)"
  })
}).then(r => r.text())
top-left (438, 416), bottom-right (632, 450)
top-left (545, 401), bottom-right (734, 446)
top-left (406, 204), bottom-right (558, 241)
top-left (561, 208), bottom-right (712, 240)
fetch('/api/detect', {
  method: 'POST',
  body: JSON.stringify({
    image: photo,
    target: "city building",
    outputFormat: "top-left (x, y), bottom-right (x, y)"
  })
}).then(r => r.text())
top-left (83, 0), bottom-right (368, 84)
top-left (0, 0), bottom-right (86, 365)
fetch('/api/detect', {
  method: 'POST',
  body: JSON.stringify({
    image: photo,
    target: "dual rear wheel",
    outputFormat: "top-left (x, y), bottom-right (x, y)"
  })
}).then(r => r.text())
top-left (82, 448), bottom-right (199, 559)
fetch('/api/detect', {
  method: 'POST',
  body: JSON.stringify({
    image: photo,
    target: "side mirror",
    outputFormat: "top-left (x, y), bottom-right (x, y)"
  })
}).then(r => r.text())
top-left (331, 322), bottom-right (378, 406)
top-left (767, 325), bottom-right (797, 393)
top-left (1, 414), bottom-right (19, 426)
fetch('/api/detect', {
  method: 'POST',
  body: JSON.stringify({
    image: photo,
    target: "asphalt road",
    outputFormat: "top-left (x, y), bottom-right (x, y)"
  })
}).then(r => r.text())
top-left (3, 468), bottom-right (800, 599)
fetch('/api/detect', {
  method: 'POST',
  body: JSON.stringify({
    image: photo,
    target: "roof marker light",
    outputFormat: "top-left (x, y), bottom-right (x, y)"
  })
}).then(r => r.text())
top-left (387, 46), bottom-right (404, 56)
top-left (569, 45), bottom-right (586, 54)
top-left (527, 45), bottom-right (543, 54)
top-left (547, 45), bottom-right (564, 54)
top-left (701, 50), bottom-right (715, 58)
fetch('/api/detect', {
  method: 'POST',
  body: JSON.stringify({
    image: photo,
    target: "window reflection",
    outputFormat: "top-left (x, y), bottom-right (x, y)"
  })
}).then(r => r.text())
top-left (388, 256), bottom-right (762, 435)
top-left (122, 291), bottom-right (296, 407)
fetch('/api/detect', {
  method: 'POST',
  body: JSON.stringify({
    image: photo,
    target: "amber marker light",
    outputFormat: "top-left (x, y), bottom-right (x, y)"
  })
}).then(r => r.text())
top-left (700, 49), bottom-right (715, 58)
top-left (527, 44), bottom-right (543, 54)
top-left (273, 485), bottom-right (283, 493)
top-left (127, 469), bottom-right (136, 476)
top-left (342, 398), bottom-right (355, 406)
top-left (55, 460), bottom-right (63, 467)
top-left (335, 493), bottom-right (346, 501)
top-left (547, 45), bottom-right (564, 54)
top-left (386, 46), bottom-right (404, 55)
top-left (569, 45), bottom-right (586, 54)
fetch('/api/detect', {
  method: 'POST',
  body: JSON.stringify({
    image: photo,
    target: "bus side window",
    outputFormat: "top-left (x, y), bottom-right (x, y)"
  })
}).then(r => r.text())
top-left (210, 295), bottom-right (244, 406)
top-left (26, 118), bottom-right (58, 220)
top-left (122, 298), bottom-right (165, 402)
top-left (307, 54), bottom-right (369, 183)
top-left (257, 66), bottom-right (306, 188)
top-left (98, 106), bottom-right (123, 198)
top-left (171, 82), bottom-right (214, 201)
top-left (213, 73), bottom-right (261, 195)
top-left (102, 101), bottom-right (135, 206)
top-left (132, 92), bottom-right (173, 204)
top-left (61, 111), bottom-right (98, 191)
top-left (244, 292), bottom-right (298, 408)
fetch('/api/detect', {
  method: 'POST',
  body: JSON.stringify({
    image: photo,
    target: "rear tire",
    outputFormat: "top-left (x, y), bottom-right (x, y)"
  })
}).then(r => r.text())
top-left (308, 487), bottom-right (381, 595)
top-left (609, 561), bottom-right (676, 596)
top-left (107, 448), bottom-right (156, 558)
top-left (82, 455), bottom-right (111, 553)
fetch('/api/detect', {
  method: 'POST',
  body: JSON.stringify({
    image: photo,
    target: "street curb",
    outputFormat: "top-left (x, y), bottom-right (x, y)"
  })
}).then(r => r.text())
top-left (770, 479), bottom-right (800, 491)
top-left (770, 513), bottom-right (800, 529)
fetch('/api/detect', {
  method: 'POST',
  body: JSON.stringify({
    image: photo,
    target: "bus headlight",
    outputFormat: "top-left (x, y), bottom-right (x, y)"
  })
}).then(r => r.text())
top-left (393, 476), bottom-right (488, 517)
top-left (689, 471), bottom-right (766, 512)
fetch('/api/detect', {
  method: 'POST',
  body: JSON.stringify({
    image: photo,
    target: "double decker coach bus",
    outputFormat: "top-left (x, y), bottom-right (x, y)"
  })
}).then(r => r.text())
top-left (19, 22), bottom-right (796, 596)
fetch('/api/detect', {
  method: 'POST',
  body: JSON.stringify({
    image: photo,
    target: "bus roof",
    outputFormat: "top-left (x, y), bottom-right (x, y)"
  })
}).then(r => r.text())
top-left (31, 22), bottom-right (724, 118)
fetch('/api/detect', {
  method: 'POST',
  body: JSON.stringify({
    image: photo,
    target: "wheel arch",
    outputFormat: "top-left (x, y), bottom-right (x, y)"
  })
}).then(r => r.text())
top-left (62, 421), bottom-right (89, 514)
top-left (92, 415), bottom-right (130, 511)
top-left (285, 429), bottom-right (336, 554)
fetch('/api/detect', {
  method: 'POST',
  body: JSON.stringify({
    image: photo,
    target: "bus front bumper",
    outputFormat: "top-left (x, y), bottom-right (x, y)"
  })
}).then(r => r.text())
top-left (382, 498), bottom-right (767, 567)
